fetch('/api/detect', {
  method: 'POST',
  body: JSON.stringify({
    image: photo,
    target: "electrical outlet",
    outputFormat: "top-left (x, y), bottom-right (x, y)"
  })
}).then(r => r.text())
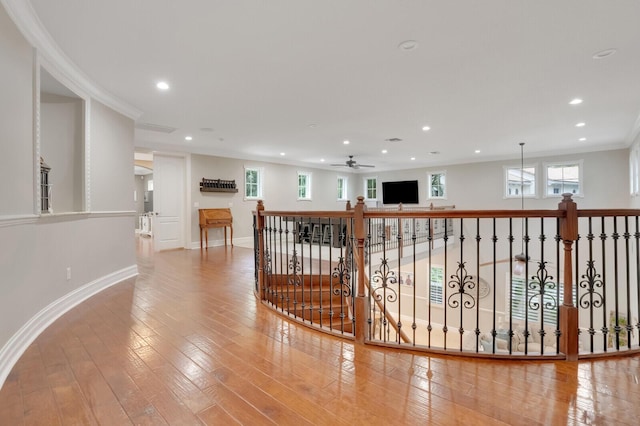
top-left (66, 267), bottom-right (71, 281)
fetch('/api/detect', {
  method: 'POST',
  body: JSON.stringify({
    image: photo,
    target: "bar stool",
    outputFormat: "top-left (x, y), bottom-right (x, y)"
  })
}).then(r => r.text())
top-left (311, 224), bottom-right (321, 243)
top-left (322, 224), bottom-right (332, 245)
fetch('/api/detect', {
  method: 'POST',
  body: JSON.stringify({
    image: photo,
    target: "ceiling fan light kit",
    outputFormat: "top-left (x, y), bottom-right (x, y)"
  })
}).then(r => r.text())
top-left (331, 155), bottom-right (375, 169)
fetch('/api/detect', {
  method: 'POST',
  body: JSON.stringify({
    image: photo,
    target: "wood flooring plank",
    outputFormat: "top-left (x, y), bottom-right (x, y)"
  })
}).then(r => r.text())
top-left (22, 387), bottom-right (62, 426)
top-left (2, 239), bottom-right (640, 425)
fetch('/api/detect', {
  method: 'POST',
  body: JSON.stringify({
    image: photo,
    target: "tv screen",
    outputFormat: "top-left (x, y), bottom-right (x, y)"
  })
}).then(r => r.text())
top-left (382, 180), bottom-right (419, 204)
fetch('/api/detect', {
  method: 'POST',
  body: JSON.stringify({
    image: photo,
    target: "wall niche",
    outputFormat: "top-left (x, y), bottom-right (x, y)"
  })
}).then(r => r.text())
top-left (39, 67), bottom-right (85, 213)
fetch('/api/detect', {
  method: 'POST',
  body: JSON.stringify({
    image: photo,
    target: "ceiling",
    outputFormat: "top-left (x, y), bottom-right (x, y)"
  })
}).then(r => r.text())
top-left (28, 0), bottom-right (640, 172)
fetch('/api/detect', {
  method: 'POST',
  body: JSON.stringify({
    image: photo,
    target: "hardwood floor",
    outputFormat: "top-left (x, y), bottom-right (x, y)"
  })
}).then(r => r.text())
top-left (1, 236), bottom-right (639, 425)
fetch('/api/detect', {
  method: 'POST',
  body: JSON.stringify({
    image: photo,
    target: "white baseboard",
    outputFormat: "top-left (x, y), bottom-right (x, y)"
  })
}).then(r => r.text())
top-left (0, 265), bottom-right (138, 390)
top-left (188, 236), bottom-right (254, 250)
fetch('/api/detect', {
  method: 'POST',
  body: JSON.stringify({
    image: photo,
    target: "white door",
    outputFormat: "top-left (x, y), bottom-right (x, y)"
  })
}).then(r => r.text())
top-left (153, 154), bottom-right (185, 251)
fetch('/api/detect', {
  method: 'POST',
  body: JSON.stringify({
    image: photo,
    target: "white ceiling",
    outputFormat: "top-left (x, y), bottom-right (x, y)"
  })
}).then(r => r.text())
top-left (28, 0), bottom-right (640, 171)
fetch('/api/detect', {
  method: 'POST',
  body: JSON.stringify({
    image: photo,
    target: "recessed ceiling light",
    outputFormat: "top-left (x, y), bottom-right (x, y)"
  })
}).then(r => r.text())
top-left (422, 126), bottom-right (431, 132)
top-left (475, 149), bottom-right (481, 154)
top-left (320, 158), bottom-right (325, 162)
top-left (579, 137), bottom-right (586, 141)
top-left (156, 81), bottom-right (169, 90)
top-left (381, 149), bottom-right (388, 154)
top-left (576, 122), bottom-right (586, 127)
top-left (592, 48), bottom-right (617, 59)
top-left (398, 40), bottom-right (418, 51)
top-left (280, 152), bottom-right (285, 156)
top-left (410, 157), bottom-right (416, 161)
top-left (343, 140), bottom-right (350, 145)
top-left (569, 98), bottom-right (583, 105)
top-left (185, 136), bottom-right (193, 141)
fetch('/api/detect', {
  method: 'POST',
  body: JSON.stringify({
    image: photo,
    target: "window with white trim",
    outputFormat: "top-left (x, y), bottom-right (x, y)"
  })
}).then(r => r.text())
top-left (428, 171), bottom-right (446, 199)
top-left (297, 171), bottom-right (312, 200)
top-left (504, 165), bottom-right (536, 198)
top-left (364, 177), bottom-right (377, 200)
top-left (244, 166), bottom-right (263, 200)
top-left (337, 176), bottom-right (348, 201)
top-left (509, 275), bottom-right (563, 325)
top-left (630, 143), bottom-right (640, 196)
top-left (544, 161), bottom-right (582, 197)
top-left (429, 266), bottom-right (444, 305)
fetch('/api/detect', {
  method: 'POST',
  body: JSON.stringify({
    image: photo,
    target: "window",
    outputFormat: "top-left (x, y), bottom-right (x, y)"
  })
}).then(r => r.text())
top-left (545, 161), bottom-right (582, 197)
top-left (298, 171), bottom-right (312, 200)
top-left (428, 171), bottom-right (446, 199)
top-left (509, 275), bottom-right (563, 325)
top-left (244, 166), bottom-right (263, 200)
top-left (337, 176), bottom-right (348, 201)
top-left (505, 165), bottom-right (536, 198)
top-left (429, 266), bottom-right (444, 305)
top-left (364, 177), bottom-right (377, 200)
top-left (630, 143), bottom-right (640, 196)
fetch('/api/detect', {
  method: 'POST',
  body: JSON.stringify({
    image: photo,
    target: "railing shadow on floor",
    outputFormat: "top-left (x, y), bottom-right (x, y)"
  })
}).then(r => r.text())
top-left (253, 195), bottom-right (640, 360)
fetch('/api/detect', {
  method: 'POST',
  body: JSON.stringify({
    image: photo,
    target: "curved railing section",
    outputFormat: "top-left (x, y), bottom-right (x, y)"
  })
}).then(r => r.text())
top-left (254, 195), bottom-right (640, 360)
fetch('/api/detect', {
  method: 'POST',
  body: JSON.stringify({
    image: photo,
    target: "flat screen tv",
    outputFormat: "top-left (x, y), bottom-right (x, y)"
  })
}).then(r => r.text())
top-left (381, 180), bottom-right (419, 205)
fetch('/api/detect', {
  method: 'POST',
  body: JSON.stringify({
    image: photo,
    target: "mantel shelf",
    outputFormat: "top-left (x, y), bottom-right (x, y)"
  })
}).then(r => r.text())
top-left (200, 188), bottom-right (238, 193)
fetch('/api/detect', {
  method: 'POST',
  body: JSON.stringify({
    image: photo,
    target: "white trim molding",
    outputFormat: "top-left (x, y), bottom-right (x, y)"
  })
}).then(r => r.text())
top-left (0, 0), bottom-right (142, 120)
top-left (0, 264), bottom-right (138, 389)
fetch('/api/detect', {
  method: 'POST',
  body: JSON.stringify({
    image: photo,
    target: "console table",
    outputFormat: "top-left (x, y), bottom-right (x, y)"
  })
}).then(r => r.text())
top-left (199, 208), bottom-right (233, 249)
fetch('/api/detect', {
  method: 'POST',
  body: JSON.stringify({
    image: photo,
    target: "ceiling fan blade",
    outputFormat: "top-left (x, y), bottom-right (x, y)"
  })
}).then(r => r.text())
top-left (330, 163), bottom-right (346, 167)
top-left (359, 164), bottom-right (375, 168)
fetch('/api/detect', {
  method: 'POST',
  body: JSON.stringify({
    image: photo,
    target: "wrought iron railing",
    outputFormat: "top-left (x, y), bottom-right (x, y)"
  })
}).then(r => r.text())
top-left (254, 195), bottom-right (640, 360)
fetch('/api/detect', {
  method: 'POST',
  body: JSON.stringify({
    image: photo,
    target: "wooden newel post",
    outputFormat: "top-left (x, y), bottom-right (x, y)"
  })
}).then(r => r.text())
top-left (354, 196), bottom-right (367, 343)
top-left (558, 193), bottom-right (579, 360)
top-left (256, 200), bottom-right (265, 299)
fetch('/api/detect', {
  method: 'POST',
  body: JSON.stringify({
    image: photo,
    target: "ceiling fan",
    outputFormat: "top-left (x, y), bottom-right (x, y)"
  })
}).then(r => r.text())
top-left (330, 155), bottom-right (375, 169)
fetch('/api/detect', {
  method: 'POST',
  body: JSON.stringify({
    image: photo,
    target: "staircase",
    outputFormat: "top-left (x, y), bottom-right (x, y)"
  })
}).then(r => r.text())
top-left (264, 274), bottom-right (353, 334)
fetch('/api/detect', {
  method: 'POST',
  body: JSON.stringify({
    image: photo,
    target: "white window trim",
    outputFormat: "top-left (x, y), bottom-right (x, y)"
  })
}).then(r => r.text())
top-left (543, 160), bottom-right (583, 198)
top-left (337, 176), bottom-right (348, 201)
top-left (507, 273), bottom-right (563, 325)
top-left (364, 177), bottom-right (378, 201)
top-left (429, 265), bottom-right (444, 305)
top-left (297, 171), bottom-right (312, 201)
top-left (630, 142), bottom-right (640, 196)
top-left (427, 170), bottom-right (447, 200)
top-left (503, 163), bottom-right (538, 199)
top-left (243, 166), bottom-right (263, 201)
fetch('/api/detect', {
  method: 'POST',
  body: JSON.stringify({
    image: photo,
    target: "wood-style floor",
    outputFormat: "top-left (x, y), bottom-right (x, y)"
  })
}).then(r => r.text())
top-left (1, 237), bottom-right (639, 425)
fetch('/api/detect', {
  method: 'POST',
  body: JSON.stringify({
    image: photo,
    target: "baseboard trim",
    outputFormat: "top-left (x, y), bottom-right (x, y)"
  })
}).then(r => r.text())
top-left (0, 264), bottom-right (138, 390)
top-left (188, 236), bottom-right (254, 250)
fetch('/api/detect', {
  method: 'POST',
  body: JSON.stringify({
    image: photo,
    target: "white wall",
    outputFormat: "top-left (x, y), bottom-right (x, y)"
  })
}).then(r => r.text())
top-left (40, 93), bottom-right (83, 212)
top-left (0, 4), bottom-right (137, 388)
top-left (359, 149), bottom-right (631, 210)
top-left (190, 154), bottom-right (352, 245)
top-left (0, 5), bottom-right (33, 216)
top-left (90, 100), bottom-right (136, 212)
top-left (188, 149), bottom-right (631, 247)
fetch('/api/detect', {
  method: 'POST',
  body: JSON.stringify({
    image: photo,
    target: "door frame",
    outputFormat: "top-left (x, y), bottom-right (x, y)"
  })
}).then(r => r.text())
top-left (152, 151), bottom-right (191, 251)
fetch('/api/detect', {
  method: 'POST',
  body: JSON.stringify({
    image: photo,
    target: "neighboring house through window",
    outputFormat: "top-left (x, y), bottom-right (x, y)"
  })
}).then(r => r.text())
top-left (298, 171), bottom-right (312, 200)
top-left (244, 166), bottom-right (263, 200)
top-left (545, 161), bottom-right (582, 197)
top-left (505, 165), bottom-right (536, 198)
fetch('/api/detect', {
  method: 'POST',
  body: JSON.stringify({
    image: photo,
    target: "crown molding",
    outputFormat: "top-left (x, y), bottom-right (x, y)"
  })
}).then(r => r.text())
top-left (1, 0), bottom-right (142, 120)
